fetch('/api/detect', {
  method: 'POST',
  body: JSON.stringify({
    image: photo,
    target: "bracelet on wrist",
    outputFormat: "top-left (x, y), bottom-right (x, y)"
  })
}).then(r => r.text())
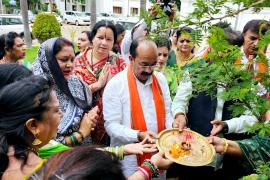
top-left (77, 130), bottom-right (85, 141)
top-left (141, 159), bottom-right (160, 178)
top-left (221, 138), bottom-right (228, 155)
top-left (137, 167), bottom-right (150, 180)
top-left (104, 146), bottom-right (124, 160)
top-left (70, 133), bottom-right (80, 146)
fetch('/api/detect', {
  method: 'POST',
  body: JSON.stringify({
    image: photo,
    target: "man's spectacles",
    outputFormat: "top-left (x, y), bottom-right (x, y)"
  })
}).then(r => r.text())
top-left (138, 63), bottom-right (158, 69)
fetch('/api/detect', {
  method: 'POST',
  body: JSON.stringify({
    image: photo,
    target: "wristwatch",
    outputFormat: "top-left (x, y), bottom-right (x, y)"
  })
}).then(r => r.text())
top-left (222, 122), bottom-right (229, 133)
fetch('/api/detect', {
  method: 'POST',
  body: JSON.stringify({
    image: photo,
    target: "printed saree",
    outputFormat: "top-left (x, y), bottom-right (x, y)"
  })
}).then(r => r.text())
top-left (238, 135), bottom-right (270, 173)
top-left (73, 47), bottom-right (126, 144)
top-left (32, 38), bottom-right (93, 146)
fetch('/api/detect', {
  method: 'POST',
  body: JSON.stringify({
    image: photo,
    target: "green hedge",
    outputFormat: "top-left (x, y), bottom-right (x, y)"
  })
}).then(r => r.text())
top-left (32, 13), bottom-right (61, 43)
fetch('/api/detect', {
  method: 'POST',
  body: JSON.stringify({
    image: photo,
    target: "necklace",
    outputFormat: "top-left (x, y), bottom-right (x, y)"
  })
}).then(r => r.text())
top-left (90, 50), bottom-right (110, 71)
top-left (90, 49), bottom-right (94, 71)
top-left (176, 52), bottom-right (194, 66)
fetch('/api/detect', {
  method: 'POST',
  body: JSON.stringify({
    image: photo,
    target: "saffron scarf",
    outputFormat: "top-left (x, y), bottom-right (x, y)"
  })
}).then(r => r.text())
top-left (235, 58), bottom-right (268, 79)
top-left (127, 65), bottom-right (165, 165)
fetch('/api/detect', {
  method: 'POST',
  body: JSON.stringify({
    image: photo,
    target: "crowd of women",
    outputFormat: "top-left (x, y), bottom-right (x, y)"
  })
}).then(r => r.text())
top-left (0, 12), bottom-right (270, 180)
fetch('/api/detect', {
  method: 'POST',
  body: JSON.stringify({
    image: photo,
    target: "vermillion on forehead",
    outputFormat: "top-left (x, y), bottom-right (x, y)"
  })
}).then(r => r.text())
top-left (136, 40), bottom-right (158, 64)
top-left (96, 27), bottom-right (114, 41)
top-left (55, 46), bottom-right (75, 59)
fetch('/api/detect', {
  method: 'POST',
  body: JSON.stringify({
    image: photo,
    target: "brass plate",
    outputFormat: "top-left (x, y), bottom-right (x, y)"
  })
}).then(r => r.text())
top-left (157, 128), bottom-right (215, 166)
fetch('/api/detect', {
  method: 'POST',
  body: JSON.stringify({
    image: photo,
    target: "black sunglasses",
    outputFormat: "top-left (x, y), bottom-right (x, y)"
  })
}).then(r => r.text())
top-left (179, 39), bottom-right (191, 43)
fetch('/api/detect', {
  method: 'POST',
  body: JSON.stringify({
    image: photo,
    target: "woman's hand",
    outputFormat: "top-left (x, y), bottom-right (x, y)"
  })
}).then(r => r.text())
top-left (123, 139), bottom-right (157, 156)
top-left (208, 136), bottom-right (242, 156)
top-left (97, 63), bottom-right (110, 89)
top-left (150, 151), bottom-right (173, 170)
top-left (79, 106), bottom-right (99, 138)
top-left (207, 136), bottom-right (226, 154)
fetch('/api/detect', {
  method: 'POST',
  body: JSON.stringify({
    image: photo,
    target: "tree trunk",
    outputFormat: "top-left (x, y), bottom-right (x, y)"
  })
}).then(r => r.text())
top-left (0, 0), bottom-right (3, 14)
top-left (20, 0), bottom-right (32, 48)
top-left (140, 0), bottom-right (146, 18)
top-left (90, 0), bottom-right (96, 29)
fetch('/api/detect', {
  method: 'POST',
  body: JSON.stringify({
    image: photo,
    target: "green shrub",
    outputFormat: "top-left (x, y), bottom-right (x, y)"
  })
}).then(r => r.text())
top-left (32, 13), bottom-right (61, 43)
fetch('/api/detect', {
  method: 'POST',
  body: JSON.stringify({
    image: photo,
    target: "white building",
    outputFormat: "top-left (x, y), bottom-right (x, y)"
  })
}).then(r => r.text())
top-left (112, 0), bottom-right (152, 17)
top-left (53, 0), bottom-right (152, 17)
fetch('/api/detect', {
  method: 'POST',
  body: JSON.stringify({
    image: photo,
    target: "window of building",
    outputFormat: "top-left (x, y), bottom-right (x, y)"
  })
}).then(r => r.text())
top-left (82, 5), bottom-right (85, 12)
top-left (72, 5), bottom-right (76, 11)
top-left (113, 6), bottom-right (122, 14)
top-left (130, 7), bottom-right (139, 15)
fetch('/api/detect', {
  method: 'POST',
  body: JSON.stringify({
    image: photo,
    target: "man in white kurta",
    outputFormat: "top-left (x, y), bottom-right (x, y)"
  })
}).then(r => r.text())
top-left (103, 39), bottom-right (173, 178)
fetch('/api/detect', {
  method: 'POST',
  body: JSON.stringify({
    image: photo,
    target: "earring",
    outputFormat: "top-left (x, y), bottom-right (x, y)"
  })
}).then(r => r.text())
top-left (32, 133), bottom-right (42, 146)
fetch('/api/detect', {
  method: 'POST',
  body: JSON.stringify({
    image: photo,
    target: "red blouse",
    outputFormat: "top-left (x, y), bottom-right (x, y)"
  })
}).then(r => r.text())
top-left (73, 47), bottom-right (126, 85)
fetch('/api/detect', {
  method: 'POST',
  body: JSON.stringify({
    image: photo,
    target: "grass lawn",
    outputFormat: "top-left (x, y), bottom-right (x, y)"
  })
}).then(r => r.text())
top-left (23, 43), bottom-right (79, 65)
top-left (23, 45), bottom-right (39, 64)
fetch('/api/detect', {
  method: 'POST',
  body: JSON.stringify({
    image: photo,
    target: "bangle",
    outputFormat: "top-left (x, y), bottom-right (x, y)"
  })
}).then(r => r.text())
top-left (137, 167), bottom-right (150, 180)
top-left (77, 130), bottom-right (84, 141)
top-left (221, 138), bottom-right (228, 155)
top-left (104, 146), bottom-right (124, 160)
top-left (142, 159), bottom-right (160, 178)
top-left (70, 133), bottom-right (79, 146)
top-left (119, 145), bottom-right (124, 160)
top-left (140, 165), bottom-right (152, 179)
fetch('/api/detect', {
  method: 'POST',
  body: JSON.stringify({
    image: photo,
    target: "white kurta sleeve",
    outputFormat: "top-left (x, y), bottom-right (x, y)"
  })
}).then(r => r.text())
top-left (226, 112), bottom-right (258, 133)
top-left (103, 80), bottom-right (139, 144)
top-left (171, 78), bottom-right (192, 117)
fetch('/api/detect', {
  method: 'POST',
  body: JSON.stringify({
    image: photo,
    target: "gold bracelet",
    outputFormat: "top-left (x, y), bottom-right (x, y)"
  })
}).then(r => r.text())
top-left (221, 138), bottom-right (228, 155)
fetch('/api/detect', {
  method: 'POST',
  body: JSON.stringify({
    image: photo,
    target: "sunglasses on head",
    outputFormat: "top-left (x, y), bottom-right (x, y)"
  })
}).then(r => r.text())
top-left (179, 39), bottom-right (191, 43)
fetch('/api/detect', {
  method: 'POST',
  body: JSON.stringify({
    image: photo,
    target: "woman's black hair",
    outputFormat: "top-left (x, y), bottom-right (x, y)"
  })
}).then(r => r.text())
top-left (224, 27), bottom-right (242, 46)
top-left (176, 26), bottom-right (194, 40)
top-left (81, 31), bottom-right (92, 41)
top-left (154, 36), bottom-right (171, 51)
top-left (0, 32), bottom-right (21, 60)
top-left (176, 26), bottom-right (195, 53)
top-left (46, 38), bottom-right (90, 111)
top-left (0, 64), bottom-right (32, 90)
top-left (90, 20), bottom-right (117, 43)
top-left (0, 76), bottom-right (52, 177)
top-left (30, 146), bottom-right (126, 180)
top-left (115, 23), bottom-right (125, 35)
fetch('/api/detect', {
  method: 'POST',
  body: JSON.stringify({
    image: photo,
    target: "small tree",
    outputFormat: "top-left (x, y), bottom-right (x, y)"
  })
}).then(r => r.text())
top-left (142, 0), bottom-right (270, 176)
top-left (32, 13), bottom-right (61, 43)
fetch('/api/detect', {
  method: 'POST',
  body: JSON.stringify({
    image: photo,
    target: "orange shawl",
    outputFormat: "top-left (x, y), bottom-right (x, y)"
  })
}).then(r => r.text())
top-left (127, 66), bottom-right (165, 165)
top-left (235, 58), bottom-right (268, 79)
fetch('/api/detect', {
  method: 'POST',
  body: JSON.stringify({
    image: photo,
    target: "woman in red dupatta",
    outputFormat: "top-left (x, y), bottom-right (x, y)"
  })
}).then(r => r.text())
top-left (73, 20), bottom-right (126, 145)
